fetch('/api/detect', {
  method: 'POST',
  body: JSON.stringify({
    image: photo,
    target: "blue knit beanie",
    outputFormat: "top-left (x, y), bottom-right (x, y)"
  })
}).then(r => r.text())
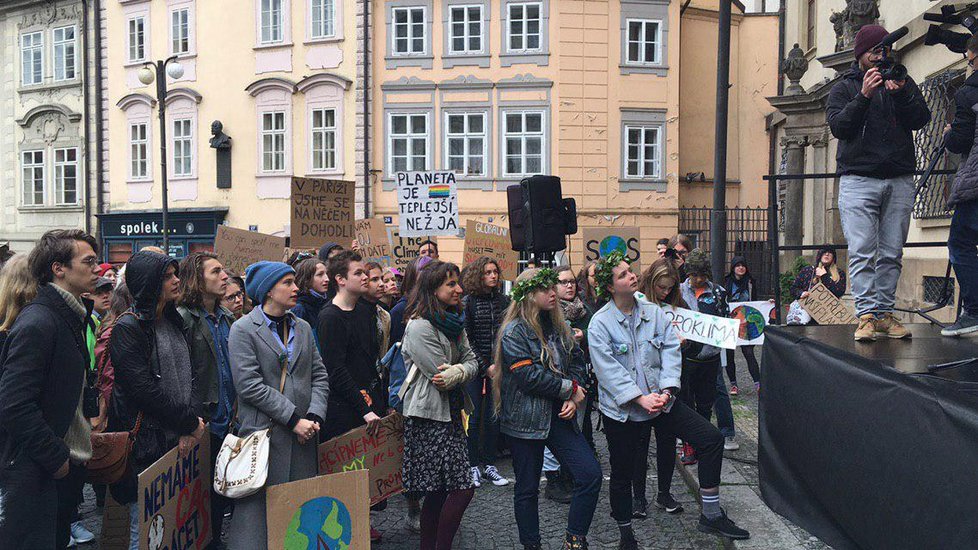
top-left (245, 261), bottom-right (295, 305)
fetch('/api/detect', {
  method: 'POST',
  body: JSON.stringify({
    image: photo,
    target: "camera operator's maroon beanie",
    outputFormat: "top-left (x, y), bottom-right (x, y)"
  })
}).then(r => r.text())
top-left (853, 24), bottom-right (889, 60)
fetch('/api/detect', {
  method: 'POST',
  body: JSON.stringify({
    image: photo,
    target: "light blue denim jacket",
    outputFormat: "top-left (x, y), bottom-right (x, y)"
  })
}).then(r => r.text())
top-left (588, 298), bottom-right (682, 423)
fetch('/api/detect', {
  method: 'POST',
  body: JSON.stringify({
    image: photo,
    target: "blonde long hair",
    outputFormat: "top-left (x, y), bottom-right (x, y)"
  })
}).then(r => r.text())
top-left (491, 268), bottom-right (575, 411)
top-left (0, 255), bottom-right (38, 333)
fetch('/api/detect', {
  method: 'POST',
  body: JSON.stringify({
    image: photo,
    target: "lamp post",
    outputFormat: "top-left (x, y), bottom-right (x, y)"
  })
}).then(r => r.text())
top-left (138, 56), bottom-right (184, 253)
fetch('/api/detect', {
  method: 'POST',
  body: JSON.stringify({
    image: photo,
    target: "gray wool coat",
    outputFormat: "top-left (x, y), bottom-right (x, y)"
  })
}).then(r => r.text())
top-left (226, 307), bottom-right (329, 550)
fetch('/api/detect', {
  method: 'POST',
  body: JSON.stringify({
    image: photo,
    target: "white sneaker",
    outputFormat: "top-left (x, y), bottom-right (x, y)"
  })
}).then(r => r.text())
top-left (724, 437), bottom-right (740, 451)
top-left (483, 465), bottom-right (510, 486)
top-left (70, 522), bottom-right (95, 544)
top-left (470, 466), bottom-right (482, 488)
top-left (67, 537), bottom-right (78, 548)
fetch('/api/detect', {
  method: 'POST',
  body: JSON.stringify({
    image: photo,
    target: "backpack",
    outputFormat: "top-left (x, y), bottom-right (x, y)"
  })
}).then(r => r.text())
top-left (384, 342), bottom-right (408, 411)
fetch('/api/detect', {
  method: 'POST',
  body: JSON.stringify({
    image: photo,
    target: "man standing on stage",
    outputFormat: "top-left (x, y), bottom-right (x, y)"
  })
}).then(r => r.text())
top-left (827, 24), bottom-right (931, 342)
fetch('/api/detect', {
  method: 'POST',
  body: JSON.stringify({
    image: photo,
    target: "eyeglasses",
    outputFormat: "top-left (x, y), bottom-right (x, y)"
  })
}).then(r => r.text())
top-left (557, 280), bottom-right (576, 286)
top-left (78, 257), bottom-right (100, 267)
top-left (226, 291), bottom-right (244, 301)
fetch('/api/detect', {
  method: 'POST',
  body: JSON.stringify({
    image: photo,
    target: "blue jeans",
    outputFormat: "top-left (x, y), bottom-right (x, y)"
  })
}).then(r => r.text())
top-left (949, 198), bottom-right (978, 316)
top-left (713, 368), bottom-right (736, 438)
top-left (509, 415), bottom-right (602, 545)
top-left (128, 503), bottom-right (139, 550)
top-left (465, 376), bottom-right (499, 467)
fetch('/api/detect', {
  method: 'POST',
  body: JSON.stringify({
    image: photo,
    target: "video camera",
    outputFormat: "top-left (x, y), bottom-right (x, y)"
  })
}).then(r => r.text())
top-left (873, 27), bottom-right (909, 81)
top-left (924, 3), bottom-right (978, 54)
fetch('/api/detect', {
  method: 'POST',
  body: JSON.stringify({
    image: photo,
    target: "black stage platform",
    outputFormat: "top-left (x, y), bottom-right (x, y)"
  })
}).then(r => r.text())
top-left (759, 324), bottom-right (978, 550)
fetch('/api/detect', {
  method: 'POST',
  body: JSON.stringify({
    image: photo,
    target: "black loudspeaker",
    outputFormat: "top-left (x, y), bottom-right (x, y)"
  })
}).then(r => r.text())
top-left (507, 175), bottom-right (578, 253)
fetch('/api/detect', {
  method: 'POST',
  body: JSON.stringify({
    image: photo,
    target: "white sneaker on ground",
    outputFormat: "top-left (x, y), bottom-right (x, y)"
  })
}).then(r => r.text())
top-left (724, 437), bottom-right (740, 451)
top-left (70, 522), bottom-right (95, 544)
top-left (470, 466), bottom-right (482, 488)
top-left (483, 465), bottom-right (510, 486)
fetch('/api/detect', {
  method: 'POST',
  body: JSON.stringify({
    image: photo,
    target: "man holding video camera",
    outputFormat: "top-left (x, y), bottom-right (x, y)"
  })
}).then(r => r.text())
top-left (941, 34), bottom-right (978, 337)
top-left (827, 24), bottom-right (932, 342)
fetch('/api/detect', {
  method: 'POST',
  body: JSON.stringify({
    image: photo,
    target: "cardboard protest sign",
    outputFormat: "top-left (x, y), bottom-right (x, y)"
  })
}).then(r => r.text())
top-left (802, 280), bottom-right (856, 325)
top-left (396, 171), bottom-right (459, 237)
top-left (214, 225), bottom-right (287, 275)
top-left (387, 227), bottom-right (433, 270)
top-left (662, 307), bottom-right (740, 350)
top-left (266, 470), bottom-right (370, 550)
top-left (291, 177), bottom-right (355, 249)
top-left (354, 219), bottom-right (393, 267)
top-left (463, 220), bottom-right (519, 281)
top-left (318, 412), bottom-right (404, 506)
top-left (729, 301), bottom-right (777, 346)
top-left (138, 436), bottom-right (212, 550)
top-left (583, 227), bottom-right (641, 271)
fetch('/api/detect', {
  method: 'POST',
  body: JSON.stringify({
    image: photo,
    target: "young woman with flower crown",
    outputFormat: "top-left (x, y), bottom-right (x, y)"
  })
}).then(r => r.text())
top-left (492, 268), bottom-right (601, 550)
top-left (588, 252), bottom-right (749, 548)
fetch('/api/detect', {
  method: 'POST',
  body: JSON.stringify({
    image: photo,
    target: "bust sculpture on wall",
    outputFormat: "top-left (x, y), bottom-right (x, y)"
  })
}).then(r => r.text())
top-left (210, 120), bottom-right (232, 189)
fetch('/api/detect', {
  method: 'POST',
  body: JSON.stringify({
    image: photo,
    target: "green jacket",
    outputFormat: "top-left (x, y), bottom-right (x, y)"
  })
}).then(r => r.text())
top-left (86, 315), bottom-right (100, 371)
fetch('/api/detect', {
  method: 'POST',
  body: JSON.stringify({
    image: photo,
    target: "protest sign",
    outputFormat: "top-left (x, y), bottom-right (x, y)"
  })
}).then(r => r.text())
top-left (803, 280), bottom-right (856, 325)
top-left (318, 412), bottom-right (404, 506)
top-left (387, 227), bottom-right (432, 270)
top-left (291, 177), bottom-right (355, 249)
top-left (583, 227), bottom-right (641, 271)
top-left (266, 470), bottom-right (370, 550)
top-left (354, 219), bottom-right (393, 267)
top-left (662, 307), bottom-right (740, 350)
top-left (729, 301), bottom-right (777, 346)
top-left (463, 220), bottom-right (519, 281)
top-left (138, 436), bottom-right (211, 550)
top-left (214, 225), bottom-right (287, 275)
top-left (396, 171), bottom-right (459, 237)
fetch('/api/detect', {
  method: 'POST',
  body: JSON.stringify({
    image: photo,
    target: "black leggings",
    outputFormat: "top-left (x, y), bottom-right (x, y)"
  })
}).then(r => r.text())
top-left (724, 346), bottom-right (760, 385)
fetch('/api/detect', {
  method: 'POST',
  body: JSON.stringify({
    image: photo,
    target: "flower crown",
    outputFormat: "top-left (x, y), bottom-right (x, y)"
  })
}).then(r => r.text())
top-left (511, 268), bottom-right (559, 303)
top-left (594, 250), bottom-right (631, 301)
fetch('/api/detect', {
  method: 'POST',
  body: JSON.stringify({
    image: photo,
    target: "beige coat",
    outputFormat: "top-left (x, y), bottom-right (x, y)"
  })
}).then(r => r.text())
top-left (400, 318), bottom-right (477, 422)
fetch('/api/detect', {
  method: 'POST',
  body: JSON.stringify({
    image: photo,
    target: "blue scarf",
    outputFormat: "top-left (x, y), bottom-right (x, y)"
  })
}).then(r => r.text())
top-left (426, 310), bottom-right (466, 341)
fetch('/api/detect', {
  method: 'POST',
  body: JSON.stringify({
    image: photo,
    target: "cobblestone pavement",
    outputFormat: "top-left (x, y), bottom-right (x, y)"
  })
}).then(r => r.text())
top-left (77, 353), bottom-right (831, 549)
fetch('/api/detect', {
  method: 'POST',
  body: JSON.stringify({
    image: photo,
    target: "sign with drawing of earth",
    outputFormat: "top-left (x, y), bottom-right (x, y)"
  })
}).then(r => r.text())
top-left (728, 301), bottom-right (776, 346)
top-left (284, 496), bottom-right (353, 550)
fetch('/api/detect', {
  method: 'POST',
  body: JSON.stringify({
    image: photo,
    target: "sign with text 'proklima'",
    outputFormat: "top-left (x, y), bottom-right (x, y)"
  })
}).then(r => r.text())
top-left (662, 307), bottom-right (740, 350)
top-left (396, 171), bottom-right (459, 238)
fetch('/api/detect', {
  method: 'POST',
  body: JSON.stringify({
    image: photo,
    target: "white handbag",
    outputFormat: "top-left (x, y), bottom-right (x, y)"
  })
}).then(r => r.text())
top-left (213, 357), bottom-right (287, 499)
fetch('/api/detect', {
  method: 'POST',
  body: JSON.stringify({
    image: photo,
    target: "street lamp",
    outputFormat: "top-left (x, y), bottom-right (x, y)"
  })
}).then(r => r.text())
top-left (138, 56), bottom-right (184, 253)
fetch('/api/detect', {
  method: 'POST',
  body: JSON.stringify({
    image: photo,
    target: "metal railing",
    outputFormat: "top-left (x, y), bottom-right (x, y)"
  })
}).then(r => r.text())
top-left (679, 207), bottom-right (773, 298)
top-left (913, 69), bottom-right (964, 219)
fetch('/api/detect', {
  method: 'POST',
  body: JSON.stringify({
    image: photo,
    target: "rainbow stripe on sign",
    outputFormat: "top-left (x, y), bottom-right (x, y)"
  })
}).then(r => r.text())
top-left (428, 184), bottom-right (450, 198)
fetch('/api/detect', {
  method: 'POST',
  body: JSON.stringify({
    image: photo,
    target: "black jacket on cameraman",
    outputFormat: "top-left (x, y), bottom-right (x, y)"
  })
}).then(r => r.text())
top-left (463, 290), bottom-right (511, 376)
top-left (108, 252), bottom-right (199, 502)
top-left (827, 65), bottom-right (931, 178)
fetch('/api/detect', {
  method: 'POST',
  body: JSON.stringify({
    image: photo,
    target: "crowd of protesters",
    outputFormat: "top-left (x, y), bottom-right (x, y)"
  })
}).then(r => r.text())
top-left (0, 228), bottom-right (763, 550)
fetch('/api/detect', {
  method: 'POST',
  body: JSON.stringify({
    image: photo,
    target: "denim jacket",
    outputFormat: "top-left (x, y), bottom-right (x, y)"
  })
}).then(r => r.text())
top-left (498, 317), bottom-right (587, 440)
top-left (588, 299), bottom-right (682, 423)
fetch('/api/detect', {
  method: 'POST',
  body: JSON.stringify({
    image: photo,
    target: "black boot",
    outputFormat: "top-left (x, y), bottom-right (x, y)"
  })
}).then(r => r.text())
top-left (523, 545), bottom-right (543, 550)
top-left (545, 470), bottom-right (572, 504)
top-left (564, 533), bottom-right (588, 550)
top-left (618, 523), bottom-right (638, 550)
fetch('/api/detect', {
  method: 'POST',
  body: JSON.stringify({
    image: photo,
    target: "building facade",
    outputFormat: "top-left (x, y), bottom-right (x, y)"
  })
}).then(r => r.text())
top-left (770, 0), bottom-right (962, 322)
top-left (369, 0), bottom-right (779, 269)
top-left (0, 0), bottom-right (99, 254)
top-left (100, 0), bottom-right (367, 261)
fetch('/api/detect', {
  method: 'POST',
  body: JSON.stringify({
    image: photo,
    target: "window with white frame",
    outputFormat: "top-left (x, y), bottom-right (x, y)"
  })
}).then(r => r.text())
top-left (311, 108), bottom-right (336, 171)
top-left (389, 113), bottom-right (428, 172)
top-left (445, 112), bottom-right (486, 176)
top-left (507, 2), bottom-right (541, 52)
top-left (261, 0), bottom-right (284, 44)
top-left (55, 148), bottom-right (79, 205)
top-left (311, 0), bottom-right (334, 39)
top-left (624, 125), bottom-right (661, 179)
top-left (128, 17), bottom-right (146, 62)
top-left (130, 123), bottom-right (149, 180)
top-left (261, 112), bottom-right (287, 172)
top-left (449, 5), bottom-right (482, 54)
top-left (503, 111), bottom-right (545, 176)
top-left (392, 7), bottom-right (426, 55)
top-left (21, 32), bottom-right (43, 86)
top-left (172, 119), bottom-right (193, 177)
top-left (171, 8), bottom-right (190, 54)
top-left (626, 20), bottom-right (660, 65)
top-left (22, 151), bottom-right (45, 206)
top-left (53, 26), bottom-right (76, 81)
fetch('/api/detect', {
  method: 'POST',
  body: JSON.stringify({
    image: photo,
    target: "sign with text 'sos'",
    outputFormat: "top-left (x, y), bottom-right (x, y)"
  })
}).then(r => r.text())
top-left (138, 436), bottom-right (212, 550)
top-left (583, 227), bottom-right (641, 271)
top-left (214, 225), bottom-right (287, 275)
top-left (291, 177), bottom-right (355, 249)
top-left (318, 412), bottom-right (404, 506)
top-left (396, 171), bottom-right (459, 238)
top-left (463, 220), bottom-right (519, 281)
top-left (802, 280), bottom-right (857, 325)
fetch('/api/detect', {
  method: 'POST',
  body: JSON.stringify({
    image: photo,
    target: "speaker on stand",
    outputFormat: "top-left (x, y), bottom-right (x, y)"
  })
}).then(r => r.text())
top-left (506, 175), bottom-right (578, 271)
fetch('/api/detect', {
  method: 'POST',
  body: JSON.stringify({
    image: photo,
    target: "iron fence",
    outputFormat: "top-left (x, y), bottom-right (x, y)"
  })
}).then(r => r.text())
top-left (913, 68), bottom-right (965, 219)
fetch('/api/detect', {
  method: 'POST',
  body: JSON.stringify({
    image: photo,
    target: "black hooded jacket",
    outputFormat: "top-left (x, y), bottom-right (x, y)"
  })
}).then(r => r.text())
top-left (827, 65), bottom-right (931, 178)
top-left (109, 252), bottom-right (198, 482)
top-left (944, 70), bottom-right (978, 207)
top-left (723, 256), bottom-right (755, 303)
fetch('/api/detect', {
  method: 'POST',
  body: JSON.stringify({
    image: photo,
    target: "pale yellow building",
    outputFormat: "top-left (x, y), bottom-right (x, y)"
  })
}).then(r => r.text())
top-left (100, 0), bottom-right (366, 261)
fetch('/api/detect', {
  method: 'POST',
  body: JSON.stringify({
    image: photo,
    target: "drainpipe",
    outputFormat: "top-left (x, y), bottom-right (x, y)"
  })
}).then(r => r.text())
top-left (363, 0), bottom-right (370, 218)
top-left (93, 0), bottom-right (106, 244)
top-left (81, 0), bottom-right (92, 235)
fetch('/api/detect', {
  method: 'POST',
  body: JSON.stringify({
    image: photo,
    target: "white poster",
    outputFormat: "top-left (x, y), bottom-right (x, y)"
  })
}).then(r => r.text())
top-left (662, 307), bottom-right (740, 350)
top-left (396, 171), bottom-right (460, 238)
top-left (728, 301), bottom-right (777, 346)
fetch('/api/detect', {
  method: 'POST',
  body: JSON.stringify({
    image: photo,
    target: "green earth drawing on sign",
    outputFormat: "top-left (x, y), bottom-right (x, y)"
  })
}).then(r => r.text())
top-left (284, 496), bottom-right (354, 550)
top-left (731, 305), bottom-right (766, 340)
top-left (599, 236), bottom-right (628, 256)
